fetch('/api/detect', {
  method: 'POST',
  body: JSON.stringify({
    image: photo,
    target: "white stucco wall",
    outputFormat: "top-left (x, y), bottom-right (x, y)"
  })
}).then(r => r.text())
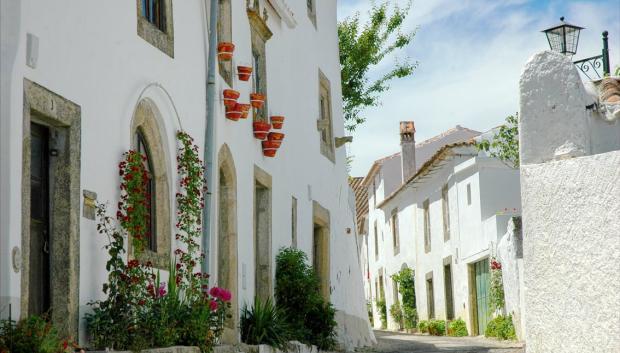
top-left (520, 151), bottom-right (620, 353)
top-left (519, 50), bottom-right (620, 353)
top-left (0, 0), bottom-right (373, 348)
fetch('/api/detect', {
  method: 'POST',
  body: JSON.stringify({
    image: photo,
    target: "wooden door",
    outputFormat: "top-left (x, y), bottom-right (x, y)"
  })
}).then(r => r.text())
top-left (474, 258), bottom-right (490, 335)
top-left (29, 123), bottom-right (51, 316)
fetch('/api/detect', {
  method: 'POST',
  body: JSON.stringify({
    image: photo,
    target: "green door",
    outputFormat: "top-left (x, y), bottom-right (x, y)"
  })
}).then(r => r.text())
top-left (474, 258), bottom-right (490, 335)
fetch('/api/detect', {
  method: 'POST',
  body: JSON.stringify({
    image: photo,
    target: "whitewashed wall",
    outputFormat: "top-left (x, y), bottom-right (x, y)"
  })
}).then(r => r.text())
top-left (519, 51), bottom-right (620, 353)
top-left (0, 0), bottom-right (373, 348)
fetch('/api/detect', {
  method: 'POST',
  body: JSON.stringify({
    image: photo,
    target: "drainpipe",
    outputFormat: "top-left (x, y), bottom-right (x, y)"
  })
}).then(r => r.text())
top-left (201, 0), bottom-right (218, 276)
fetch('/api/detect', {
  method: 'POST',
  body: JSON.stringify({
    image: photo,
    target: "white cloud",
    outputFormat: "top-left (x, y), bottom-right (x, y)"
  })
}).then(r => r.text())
top-left (342, 0), bottom-right (620, 176)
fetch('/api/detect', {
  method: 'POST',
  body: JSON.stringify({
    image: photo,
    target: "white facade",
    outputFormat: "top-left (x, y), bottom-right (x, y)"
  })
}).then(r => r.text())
top-left (0, 0), bottom-right (373, 349)
top-left (518, 51), bottom-right (620, 353)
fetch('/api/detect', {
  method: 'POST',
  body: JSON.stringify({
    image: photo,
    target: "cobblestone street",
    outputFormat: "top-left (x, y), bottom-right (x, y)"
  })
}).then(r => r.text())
top-left (360, 330), bottom-right (525, 353)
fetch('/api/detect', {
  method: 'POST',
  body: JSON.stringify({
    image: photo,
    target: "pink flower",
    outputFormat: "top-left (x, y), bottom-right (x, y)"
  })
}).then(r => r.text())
top-left (209, 300), bottom-right (218, 311)
top-left (158, 283), bottom-right (167, 298)
top-left (219, 289), bottom-right (232, 302)
top-left (209, 287), bottom-right (221, 298)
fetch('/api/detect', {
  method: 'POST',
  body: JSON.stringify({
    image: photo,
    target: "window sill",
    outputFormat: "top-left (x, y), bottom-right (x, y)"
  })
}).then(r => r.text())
top-left (137, 16), bottom-right (174, 58)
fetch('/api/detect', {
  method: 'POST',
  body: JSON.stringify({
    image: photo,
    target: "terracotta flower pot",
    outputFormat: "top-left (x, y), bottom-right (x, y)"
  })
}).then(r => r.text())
top-left (253, 121), bottom-right (270, 140)
top-left (237, 66), bottom-right (253, 81)
top-left (268, 132), bottom-right (285, 141)
top-left (223, 89), bottom-right (240, 108)
top-left (270, 116), bottom-right (285, 129)
top-left (225, 104), bottom-right (242, 121)
top-left (262, 140), bottom-right (279, 157)
top-left (238, 103), bottom-right (251, 119)
top-left (217, 42), bottom-right (235, 61)
top-left (250, 93), bottom-right (266, 109)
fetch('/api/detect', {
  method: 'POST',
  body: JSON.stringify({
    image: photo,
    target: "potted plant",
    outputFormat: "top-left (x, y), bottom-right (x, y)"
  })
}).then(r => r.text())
top-left (268, 132), bottom-right (285, 142)
top-left (250, 93), bottom-right (265, 109)
top-left (217, 42), bottom-right (235, 61)
top-left (253, 121), bottom-right (270, 140)
top-left (270, 116), bottom-right (285, 129)
top-left (223, 89), bottom-right (240, 108)
top-left (237, 65), bottom-right (253, 81)
top-left (226, 104), bottom-right (242, 121)
top-left (239, 103), bottom-right (251, 119)
top-left (262, 140), bottom-right (280, 157)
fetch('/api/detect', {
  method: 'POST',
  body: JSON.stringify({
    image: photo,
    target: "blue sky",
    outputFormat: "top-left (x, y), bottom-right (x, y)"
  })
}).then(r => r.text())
top-left (339, 0), bottom-right (620, 176)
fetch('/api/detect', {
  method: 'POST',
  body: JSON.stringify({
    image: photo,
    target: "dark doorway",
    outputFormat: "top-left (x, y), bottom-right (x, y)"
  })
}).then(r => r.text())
top-left (29, 123), bottom-right (51, 316)
top-left (444, 263), bottom-right (455, 320)
top-left (426, 276), bottom-right (435, 319)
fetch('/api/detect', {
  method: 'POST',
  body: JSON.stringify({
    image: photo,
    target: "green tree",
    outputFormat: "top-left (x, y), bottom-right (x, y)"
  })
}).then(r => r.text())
top-left (476, 114), bottom-right (519, 168)
top-left (338, 1), bottom-right (417, 131)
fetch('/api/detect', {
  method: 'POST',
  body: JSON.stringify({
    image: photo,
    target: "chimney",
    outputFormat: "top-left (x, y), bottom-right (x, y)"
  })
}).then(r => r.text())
top-left (400, 121), bottom-right (416, 181)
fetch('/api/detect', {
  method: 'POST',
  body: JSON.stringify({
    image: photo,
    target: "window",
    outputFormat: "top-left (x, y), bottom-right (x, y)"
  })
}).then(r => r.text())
top-left (291, 197), bottom-right (298, 248)
top-left (317, 71), bottom-right (335, 162)
top-left (426, 275), bottom-right (435, 319)
top-left (467, 183), bottom-right (472, 205)
top-left (374, 220), bottom-right (379, 260)
top-left (136, 129), bottom-right (157, 252)
top-left (442, 184), bottom-right (450, 242)
top-left (136, 0), bottom-right (174, 57)
top-left (423, 199), bottom-right (431, 253)
top-left (218, 0), bottom-right (233, 86)
top-left (141, 0), bottom-right (166, 31)
top-left (131, 99), bottom-right (171, 269)
top-left (307, 0), bottom-right (316, 27)
top-left (248, 5), bottom-right (272, 122)
top-left (391, 209), bottom-right (400, 255)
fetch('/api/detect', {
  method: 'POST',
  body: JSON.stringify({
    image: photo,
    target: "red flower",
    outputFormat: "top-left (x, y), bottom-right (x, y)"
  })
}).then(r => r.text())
top-left (209, 300), bottom-right (218, 311)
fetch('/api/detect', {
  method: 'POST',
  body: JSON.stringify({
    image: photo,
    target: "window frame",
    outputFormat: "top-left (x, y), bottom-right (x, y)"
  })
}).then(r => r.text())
top-left (423, 199), bottom-right (431, 253)
top-left (248, 6), bottom-right (272, 122)
top-left (317, 70), bottom-right (335, 162)
top-left (136, 0), bottom-right (174, 57)
top-left (136, 128), bottom-right (158, 253)
top-left (391, 208), bottom-right (400, 255)
top-left (218, 0), bottom-right (233, 86)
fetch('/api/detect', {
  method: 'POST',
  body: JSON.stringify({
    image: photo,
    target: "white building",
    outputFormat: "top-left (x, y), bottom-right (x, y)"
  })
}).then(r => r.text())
top-left (0, 0), bottom-right (373, 349)
top-left (358, 124), bottom-right (479, 328)
top-left (377, 139), bottom-right (521, 335)
top-left (518, 51), bottom-right (620, 353)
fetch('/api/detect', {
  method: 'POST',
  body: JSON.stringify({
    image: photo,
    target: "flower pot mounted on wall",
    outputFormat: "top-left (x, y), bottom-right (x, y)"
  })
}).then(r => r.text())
top-left (237, 66), bottom-right (253, 81)
top-left (223, 89), bottom-right (240, 108)
top-left (239, 104), bottom-right (251, 119)
top-left (250, 93), bottom-right (265, 109)
top-left (270, 116), bottom-right (285, 129)
top-left (262, 140), bottom-right (280, 157)
top-left (268, 132), bottom-right (285, 142)
top-left (217, 42), bottom-right (235, 61)
top-left (253, 121), bottom-right (270, 140)
top-left (225, 104), bottom-right (242, 121)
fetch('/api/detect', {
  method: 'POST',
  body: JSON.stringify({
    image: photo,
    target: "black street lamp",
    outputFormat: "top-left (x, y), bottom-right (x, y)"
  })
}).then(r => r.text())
top-left (542, 17), bottom-right (610, 79)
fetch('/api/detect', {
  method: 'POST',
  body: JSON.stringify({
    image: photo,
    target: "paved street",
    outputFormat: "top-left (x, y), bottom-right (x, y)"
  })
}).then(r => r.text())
top-left (360, 330), bottom-right (525, 353)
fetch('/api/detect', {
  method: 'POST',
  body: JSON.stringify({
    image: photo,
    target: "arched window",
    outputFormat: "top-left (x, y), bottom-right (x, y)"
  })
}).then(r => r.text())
top-left (131, 99), bottom-right (171, 269)
top-left (136, 128), bottom-right (157, 252)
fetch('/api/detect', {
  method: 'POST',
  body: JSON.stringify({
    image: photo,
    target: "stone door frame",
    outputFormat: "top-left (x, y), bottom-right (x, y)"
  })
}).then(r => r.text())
top-left (21, 79), bottom-right (81, 337)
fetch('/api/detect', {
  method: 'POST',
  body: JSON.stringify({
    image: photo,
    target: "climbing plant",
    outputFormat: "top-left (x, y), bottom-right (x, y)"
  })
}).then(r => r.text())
top-left (488, 258), bottom-right (505, 313)
top-left (391, 267), bottom-right (417, 329)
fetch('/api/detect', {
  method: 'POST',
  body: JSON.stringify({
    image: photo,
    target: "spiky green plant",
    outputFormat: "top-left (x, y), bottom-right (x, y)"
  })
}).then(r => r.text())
top-left (240, 297), bottom-right (290, 351)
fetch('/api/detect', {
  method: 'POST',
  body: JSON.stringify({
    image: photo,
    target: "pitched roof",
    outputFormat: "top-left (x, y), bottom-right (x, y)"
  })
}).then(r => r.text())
top-left (349, 176), bottom-right (368, 233)
top-left (376, 141), bottom-right (477, 208)
top-left (362, 125), bottom-right (481, 186)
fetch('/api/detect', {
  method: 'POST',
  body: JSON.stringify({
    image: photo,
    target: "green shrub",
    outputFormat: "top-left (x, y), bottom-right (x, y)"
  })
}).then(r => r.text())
top-left (367, 301), bottom-right (374, 327)
top-left (402, 306), bottom-right (418, 329)
top-left (376, 299), bottom-right (387, 329)
top-left (447, 318), bottom-right (468, 337)
top-left (241, 297), bottom-right (290, 350)
top-left (427, 320), bottom-right (446, 336)
top-left (0, 315), bottom-right (71, 353)
top-left (485, 315), bottom-right (516, 340)
top-left (389, 303), bottom-right (404, 330)
top-left (417, 320), bottom-right (429, 333)
top-left (275, 247), bottom-right (336, 350)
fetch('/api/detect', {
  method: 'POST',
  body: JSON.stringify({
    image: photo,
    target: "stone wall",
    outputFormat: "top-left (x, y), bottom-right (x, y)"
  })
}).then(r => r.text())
top-left (496, 217), bottom-right (524, 340)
